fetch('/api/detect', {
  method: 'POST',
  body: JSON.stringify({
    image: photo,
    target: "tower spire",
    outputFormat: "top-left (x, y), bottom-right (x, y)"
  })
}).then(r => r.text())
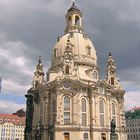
top-left (106, 52), bottom-right (122, 89)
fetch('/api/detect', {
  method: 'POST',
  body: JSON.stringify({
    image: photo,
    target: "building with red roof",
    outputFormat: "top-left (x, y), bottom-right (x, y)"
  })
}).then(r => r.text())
top-left (0, 113), bottom-right (25, 140)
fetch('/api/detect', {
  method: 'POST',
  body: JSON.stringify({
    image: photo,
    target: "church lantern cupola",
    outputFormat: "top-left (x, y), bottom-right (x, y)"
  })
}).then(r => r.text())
top-left (65, 2), bottom-right (83, 33)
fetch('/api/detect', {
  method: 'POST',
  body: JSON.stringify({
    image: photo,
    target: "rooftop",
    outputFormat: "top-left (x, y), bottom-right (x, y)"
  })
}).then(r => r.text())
top-left (0, 113), bottom-right (25, 126)
top-left (125, 106), bottom-right (140, 120)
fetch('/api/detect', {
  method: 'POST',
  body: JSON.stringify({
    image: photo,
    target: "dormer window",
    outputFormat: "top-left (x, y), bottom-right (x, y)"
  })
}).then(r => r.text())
top-left (93, 71), bottom-right (98, 79)
top-left (86, 46), bottom-right (91, 55)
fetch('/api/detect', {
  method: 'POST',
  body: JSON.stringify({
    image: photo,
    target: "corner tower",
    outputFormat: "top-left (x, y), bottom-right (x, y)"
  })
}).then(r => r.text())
top-left (25, 2), bottom-right (127, 140)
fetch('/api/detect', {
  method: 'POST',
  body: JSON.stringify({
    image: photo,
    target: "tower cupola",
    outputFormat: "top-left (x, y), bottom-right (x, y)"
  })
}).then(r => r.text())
top-left (65, 2), bottom-right (83, 33)
top-left (106, 52), bottom-right (122, 89)
top-left (32, 57), bottom-right (45, 88)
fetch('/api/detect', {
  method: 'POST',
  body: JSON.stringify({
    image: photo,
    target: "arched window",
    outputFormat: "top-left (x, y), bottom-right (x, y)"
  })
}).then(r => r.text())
top-left (81, 98), bottom-right (87, 125)
top-left (65, 65), bottom-right (70, 74)
top-left (82, 98), bottom-right (86, 112)
top-left (75, 15), bottom-right (80, 26)
top-left (112, 103), bottom-right (116, 123)
top-left (83, 133), bottom-right (88, 140)
top-left (68, 16), bottom-right (72, 25)
top-left (64, 96), bottom-right (70, 125)
top-left (64, 97), bottom-right (70, 110)
top-left (99, 100), bottom-right (105, 126)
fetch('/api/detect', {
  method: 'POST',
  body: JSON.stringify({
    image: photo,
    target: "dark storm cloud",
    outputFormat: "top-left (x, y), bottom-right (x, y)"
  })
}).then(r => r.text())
top-left (0, 0), bottom-right (140, 109)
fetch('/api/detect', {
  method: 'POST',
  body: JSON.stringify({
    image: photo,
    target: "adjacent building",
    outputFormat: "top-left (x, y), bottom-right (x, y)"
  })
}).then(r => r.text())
top-left (126, 107), bottom-right (140, 140)
top-left (0, 113), bottom-right (25, 140)
top-left (25, 2), bottom-right (127, 140)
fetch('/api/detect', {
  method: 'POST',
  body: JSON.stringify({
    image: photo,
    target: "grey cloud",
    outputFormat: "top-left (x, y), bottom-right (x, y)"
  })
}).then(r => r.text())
top-left (0, 0), bottom-right (140, 108)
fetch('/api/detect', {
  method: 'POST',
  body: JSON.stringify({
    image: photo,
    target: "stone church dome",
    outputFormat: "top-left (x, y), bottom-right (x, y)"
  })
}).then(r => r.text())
top-left (53, 32), bottom-right (97, 65)
top-left (51, 2), bottom-right (97, 69)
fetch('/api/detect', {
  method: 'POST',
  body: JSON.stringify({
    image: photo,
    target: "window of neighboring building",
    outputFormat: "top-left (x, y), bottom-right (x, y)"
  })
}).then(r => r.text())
top-left (99, 100), bottom-right (105, 126)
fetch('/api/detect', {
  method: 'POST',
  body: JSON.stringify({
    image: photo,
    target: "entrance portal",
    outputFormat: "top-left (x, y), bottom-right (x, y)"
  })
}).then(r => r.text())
top-left (64, 132), bottom-right (70, 140)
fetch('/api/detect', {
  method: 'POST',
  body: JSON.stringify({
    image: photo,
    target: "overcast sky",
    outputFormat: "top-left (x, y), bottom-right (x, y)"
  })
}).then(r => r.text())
top-left (0, 0), bottom-right (140, 113)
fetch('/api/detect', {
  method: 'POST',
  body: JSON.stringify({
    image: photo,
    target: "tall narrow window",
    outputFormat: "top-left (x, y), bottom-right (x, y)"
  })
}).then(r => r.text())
top-left (81, 98), bottom-right (87, 125)
top-left (99, 100), bottom-right (105, 126)
top-left (65, 65), bottom-right (69, 74)
top-left (54, 49), bottom-right (58, 58)
top-left (64, 97), bottom-right (70, 110)
top-left (64, 96), bottom-right (70, 125)
top-left (82, 98), bottom-right (86, 112)
top-left (64, 112), bottom-right (70, 125)
top-left (52, 99), bottom-right (56, 125)
top-left (83, 133), bottom-right (88, 140)
top-left (68, 16), bottom-right (72, 25)
top-left (75, 15), bottom-right (80, 26)
top-left (112, 103), bottom-right (116, 123)
top-left (111, 77), bottom-right (115, 85)
top-left (86, 46), bottom-right (91, 55)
